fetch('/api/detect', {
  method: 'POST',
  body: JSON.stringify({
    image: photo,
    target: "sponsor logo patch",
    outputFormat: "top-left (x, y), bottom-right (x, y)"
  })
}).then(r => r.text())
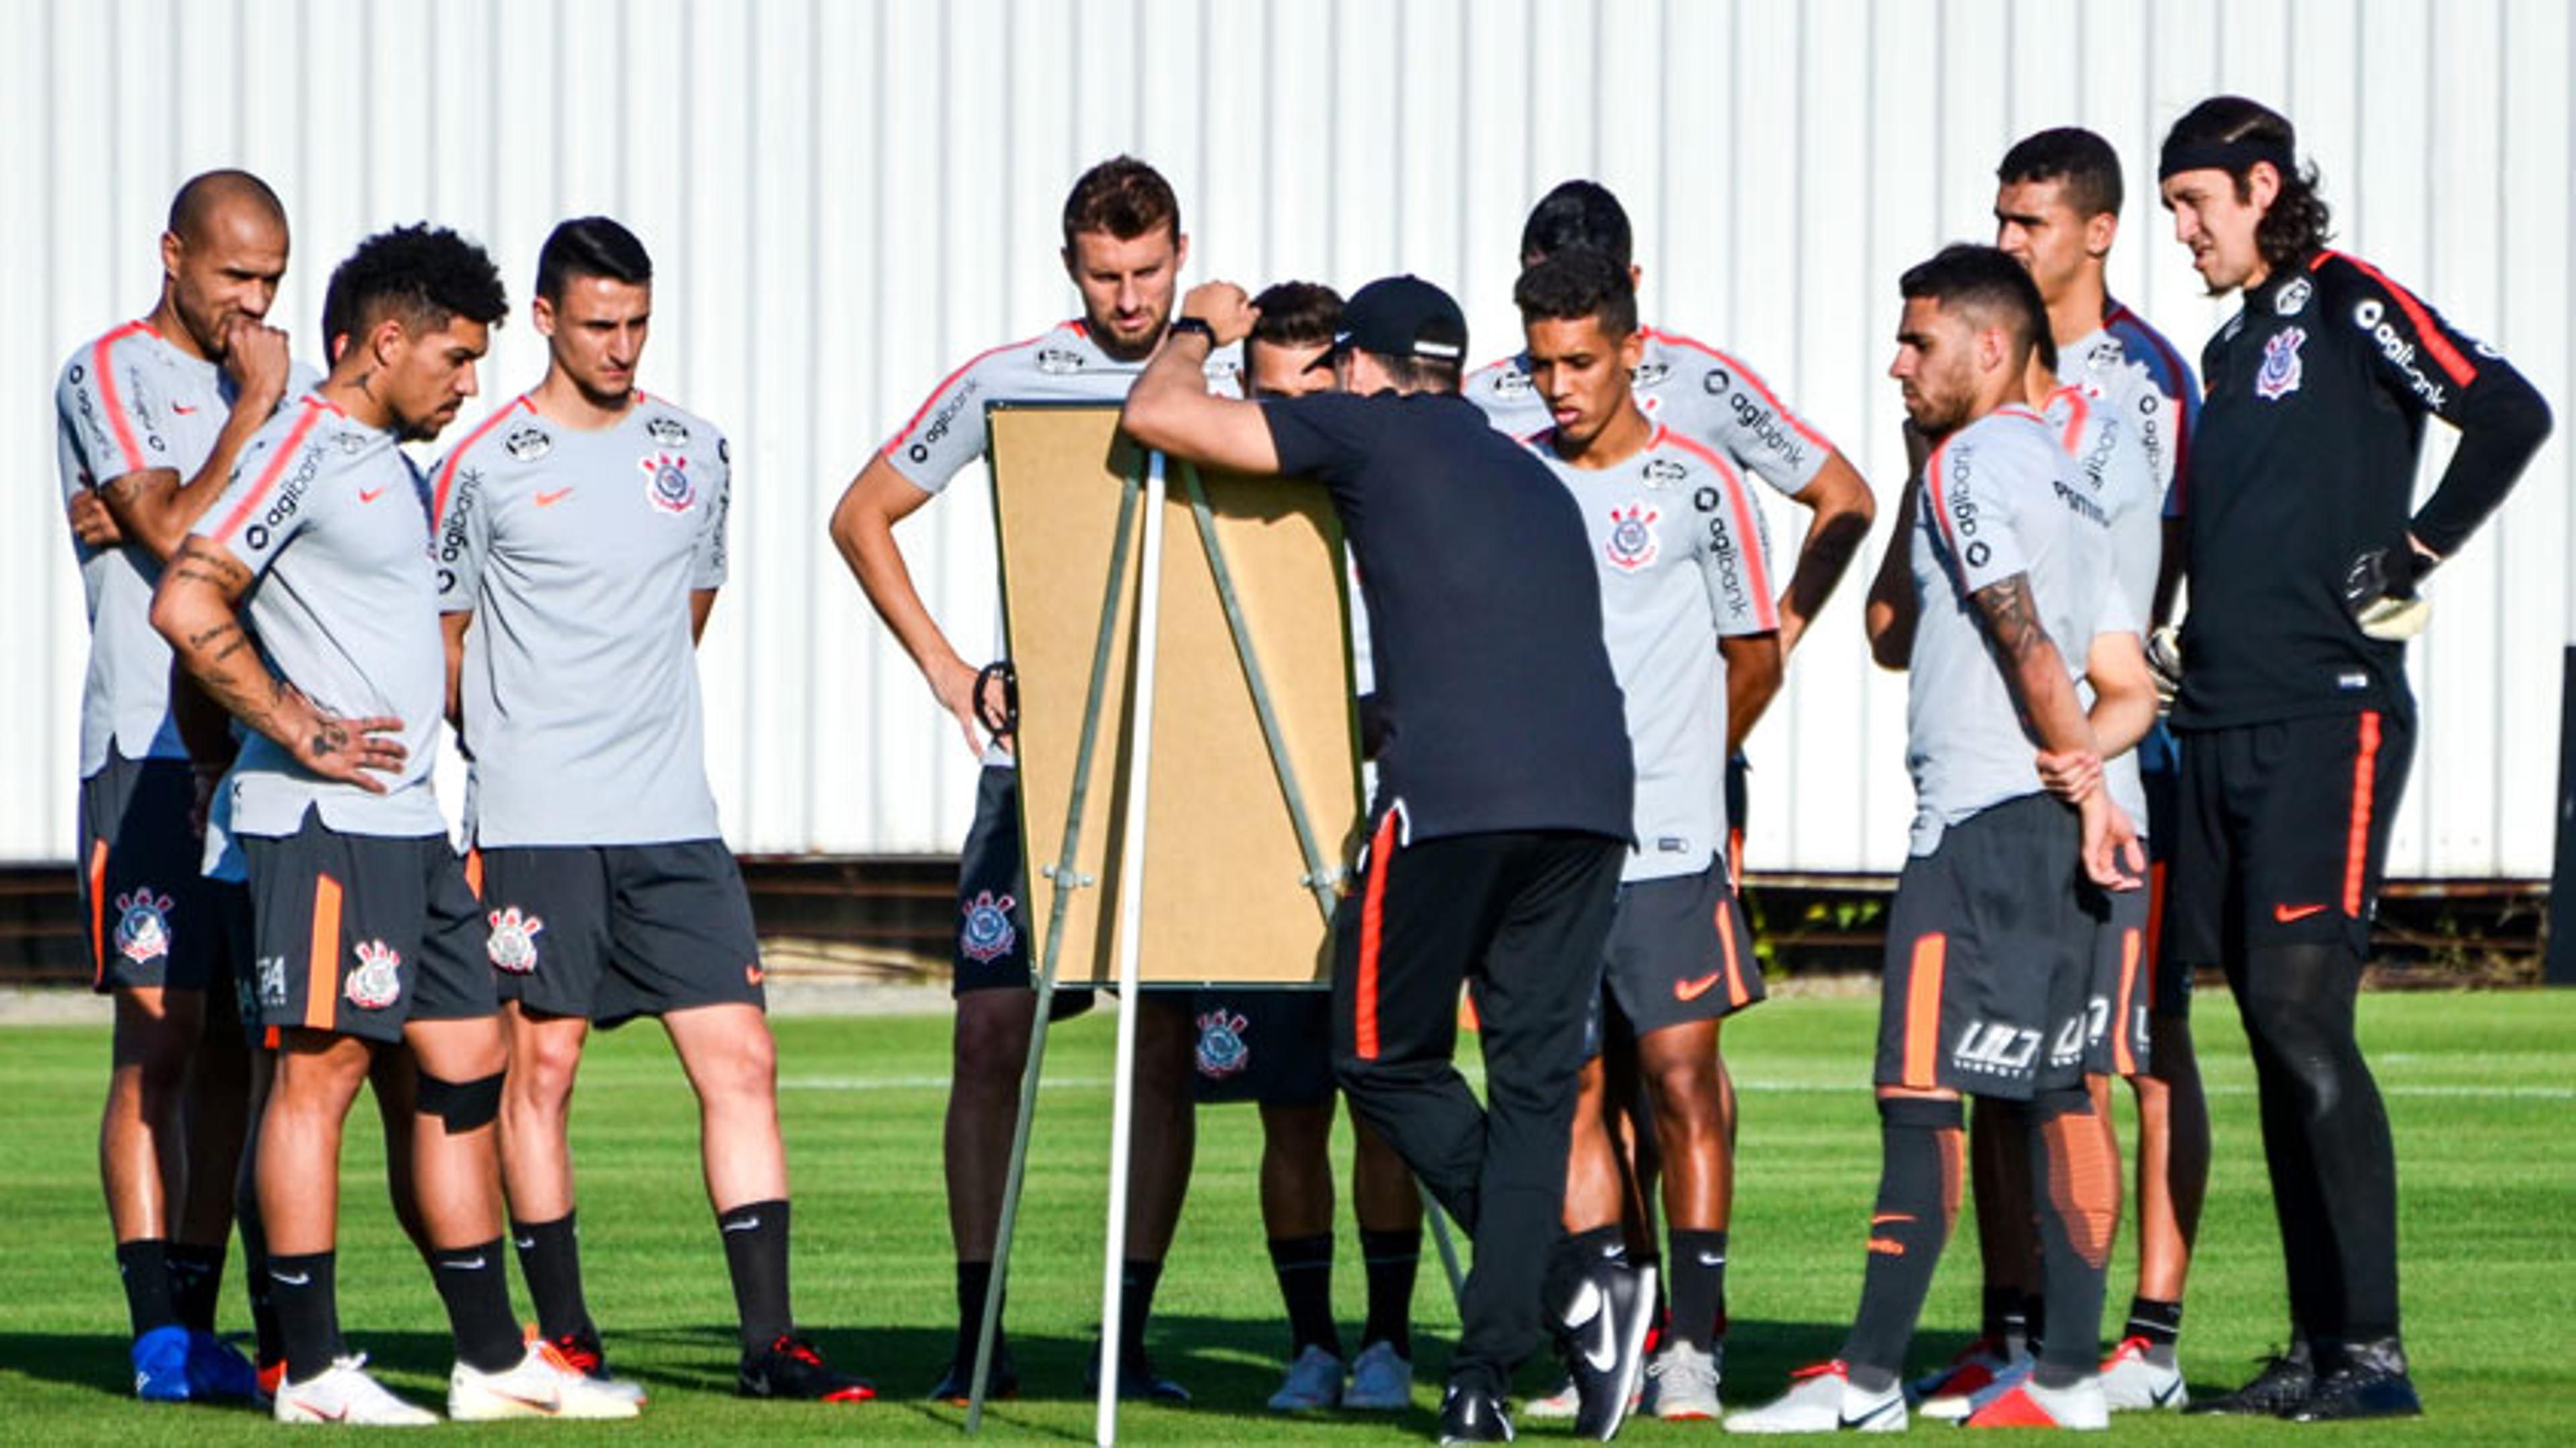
top-left (485, 907), bottom-right (544, 974)
top-left (2275, 276), bottom-right (2312, 315)
top-left (1193, 1009), bottom-right (1250, 1080)
top-left (1036, 347), bottom-right (1086, 375)
top-left (1950, 1021), bottom-right (2041, 1077)
top-left (256, 955), bottom-right (289, 1008)
top-left (646, 415), bottom-right (690, 446)
top-left (959, 890), bottom-right (1018, 964)
top-left (113, 890), bottom-right (175, 964)
top-left (344, 940), bottom-right (402, 1010)
top-left (1492, 366), bottom-right (1534, 398)
top-left (2255, 326), bottom-right (2306, 401)
top-left (503, 425), bottom-right (553, 462)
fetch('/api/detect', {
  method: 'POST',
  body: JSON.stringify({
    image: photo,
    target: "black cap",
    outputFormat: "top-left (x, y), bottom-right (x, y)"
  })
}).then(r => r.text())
top-left (1318, 274), bottom-right (1468, 367)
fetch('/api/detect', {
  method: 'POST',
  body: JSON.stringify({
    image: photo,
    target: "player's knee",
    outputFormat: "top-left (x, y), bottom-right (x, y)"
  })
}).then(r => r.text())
top-left (415, 1070), bottom-right (505, 1135)
top-left (952, 992), bottom-right (1035, 1076)
top-left (510, 1031), bottom-right (586, 1107)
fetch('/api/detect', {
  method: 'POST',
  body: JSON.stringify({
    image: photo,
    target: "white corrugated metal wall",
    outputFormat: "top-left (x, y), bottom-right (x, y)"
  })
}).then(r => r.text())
top-left (5, 0), bottom-right (2567, 878)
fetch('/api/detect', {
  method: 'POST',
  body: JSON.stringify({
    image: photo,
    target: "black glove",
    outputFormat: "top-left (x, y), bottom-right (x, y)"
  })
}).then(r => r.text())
top-left (2341, 534), bottom-right (2434, 641)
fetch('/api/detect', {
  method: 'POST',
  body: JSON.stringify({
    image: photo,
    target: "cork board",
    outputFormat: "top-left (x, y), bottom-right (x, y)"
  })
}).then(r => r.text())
top-left (987, 403), bottom-right (1362, 988)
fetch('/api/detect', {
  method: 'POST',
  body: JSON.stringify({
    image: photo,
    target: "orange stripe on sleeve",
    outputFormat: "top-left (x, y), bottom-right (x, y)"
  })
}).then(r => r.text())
top-left (1902, 933), bottom-right (1947, 1089)
top-left (1354, 811), bottom-right (1399, 1061)
top-left (430, 395), bottom-right (529, 528)
top-left (1660, 428), bottom-right (1780, 629)
top-left (89, 323), bottom-right (153, 474)
top-left (2050, 384), bottom-right (2092, 454)
top-left (305, 873), bottom-right (343, 1029)
top-left (209, 402), bottom-right (327, 544)
top-left (88, 840), bottom-right (110, 988)
top-left (2344, 711), bottom-right (2383, 917)
top-left (2318, 250), bottom-right (2478, 387)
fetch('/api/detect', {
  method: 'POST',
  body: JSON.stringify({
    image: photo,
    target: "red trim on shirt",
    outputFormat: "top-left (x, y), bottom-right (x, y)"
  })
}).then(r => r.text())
top-left (209, 401), bottom-right (328, 543)
top-left (2313, 250), bottom-right (2477, 388)
top-left (1644, 326), bottom-right (1836, 453)
top-left (2049, 384), bottom-right (2092, 454)
top-left (89, 322), bottom-right (156, 474)
top-left (1657, 427), bottom-right (1780, 629)
top-left (431, 395), bottom-right (531, 527)
top-left (881, 327), bottom-right (1063, 454)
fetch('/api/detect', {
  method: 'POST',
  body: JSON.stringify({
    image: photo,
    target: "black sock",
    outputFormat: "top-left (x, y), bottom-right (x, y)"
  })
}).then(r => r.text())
top-left (429, 1238), bottom-right (524, 1374)
top-left (268, 1250), bottom-right (340, 1383)
top-left (2029, 1089), bottom-right (2118, 1389)
top-left (1839, 1097), bottom-right (1964, 1392)
top-left (1358, 1227), bottom-right (1419, 1359)
top-left (955, 1259), bottom-right (1007, 1363)
top-left (237, 1208), bottom-right (283, 1367)
top-left (1982, 1284), bottom-right (2029, 1358)
top-left (115, 1239), bottom-right (179, 1338)
top-left (1269, 1233), bottom-right (1342, 1358)
top-left (166, 1241), bottom-right (226, 1332)
top-left (511, 1212), bottom-right (594, 1343)
top-left (718, 1200), bottom-right (793, 1353)
top-left (2127, 1296), bottom-right (2184, 1363)
top-left (1668, 1229), bottom-right (1727, 1351)
top-left (1118, 1258), bottom-right (1163, 1358)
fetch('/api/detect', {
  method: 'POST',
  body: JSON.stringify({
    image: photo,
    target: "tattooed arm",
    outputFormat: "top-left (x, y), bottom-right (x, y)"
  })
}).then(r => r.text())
top-left (150, 537), bottom-right (408, 792)
top-left (96, 321), bottom-right (293, 561)
top-left (1970, 571), bottom-right (2143, 888)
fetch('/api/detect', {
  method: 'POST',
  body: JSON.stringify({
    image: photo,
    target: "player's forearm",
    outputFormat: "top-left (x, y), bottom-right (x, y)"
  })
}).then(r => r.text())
top-left (2409, 374), bottom-right (2553, 558)
top-left (1721, 635), bottom-right (1784, 753)
top-left (2151, 516), bottom-right (2188, 627)
top-left (168, 664), bottom-right (239, 771)
top-left (1862, 480), bottom-right (1921, 670)
top-left (152, 583), bottom-right (299, 752)
top-left (1119, 335), bottom-right (1220, 457)
top-left (441, 612), bottom-right (471, 730)
top-left (2084, 634), bottom-right (2158, 759)
top-left (1776, 455), bottom-right (1876, 654)
top-left (832, 501), bottom-right (969, 684)
top-left (2009, 641), bottom-right (2098, 757)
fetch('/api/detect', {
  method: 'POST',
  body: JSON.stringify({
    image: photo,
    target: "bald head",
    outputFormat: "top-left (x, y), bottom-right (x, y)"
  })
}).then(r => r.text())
top-left (168, 170), bottom-right (286, 246)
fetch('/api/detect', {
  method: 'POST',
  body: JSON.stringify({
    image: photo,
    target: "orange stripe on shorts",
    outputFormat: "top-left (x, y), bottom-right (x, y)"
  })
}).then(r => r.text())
top-left (2344, 711), bottom-right (2382, 917)
top-left (1902, 933), bottom-right (1947, 1089)
top-left (305, 873), bottom-right (343, 1029)
top-left (88, 839), bottom-right (110, 987)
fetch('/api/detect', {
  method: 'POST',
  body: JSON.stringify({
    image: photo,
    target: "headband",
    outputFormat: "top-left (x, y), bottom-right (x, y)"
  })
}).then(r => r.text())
top-left (2159, 137), bottom-right (2296, 182)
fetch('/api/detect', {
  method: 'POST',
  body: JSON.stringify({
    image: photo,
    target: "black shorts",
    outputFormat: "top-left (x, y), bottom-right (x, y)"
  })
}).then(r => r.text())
top-left (78, 757), bottom-right (220, 993)
top-left (2163, 707), bottom-right (2413, 972)
top-left (1583, 858), bottom-right (1766, 1060)
top-left (241, 809), bottom-right (493, 1044)
top-left (1191, 990), bottom-right (1336, 1106)
top-left (469, 840), bottom-right (764, 1029)
top-left (208, 880), bottom-right (272, 1050)
top-left (1874, 794), bottom-right (2096, 1101)
top-left (2084, 880), bottom-right (2152, 1078)
top-left (955, 765), bottom-right (1095, 1014)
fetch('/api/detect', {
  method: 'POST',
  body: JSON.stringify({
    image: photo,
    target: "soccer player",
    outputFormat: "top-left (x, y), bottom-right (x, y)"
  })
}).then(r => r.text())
top-left (1124, 272), bottom-right (1638, 1447)
top-left (1909, 126), bottom-right (2213, 1416)
top-left (54, 168), bottom-right (302, 1402)
top-left (1513, 250), bottom-right (1782, 1424)
top-left (826, 156), bottom-right (1209, 1403)
top-left (1729, 245), bottom-right (2144, 1435)
top-left (2155, 96), bottom-right (2551, 1421)
top-left (1193, 280), bottom-right (1427, 1416)
top-left (152, 223), bottom-right (632, 1425)
top-left (433, 216), bottom-right (871, 1405)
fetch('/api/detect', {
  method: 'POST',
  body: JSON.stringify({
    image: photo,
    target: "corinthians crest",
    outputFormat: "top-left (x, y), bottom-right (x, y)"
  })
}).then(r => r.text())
top-left (486, 907), bottom-right (545, 974)
top-left (640, 450), bottom-right (696, 513)
top-left (113, 890), bottom-right (174, 964)
top-left (959, 890), bottom-right (1017, 964)
top-left (1605, 502), bottom-right (1662, 572)
top-left (345, 940), bottom-right (403, 1010)
top-left (1194, 1010), bottom-right (1251, 1080)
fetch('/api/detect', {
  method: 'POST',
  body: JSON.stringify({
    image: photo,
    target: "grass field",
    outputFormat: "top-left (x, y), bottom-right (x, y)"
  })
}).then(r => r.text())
top-left (1, 987), bottom-right (2569, 1443)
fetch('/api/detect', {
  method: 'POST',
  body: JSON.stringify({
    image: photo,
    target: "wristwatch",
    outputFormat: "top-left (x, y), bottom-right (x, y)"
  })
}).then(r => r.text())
top-left (1167, 316), bottom-right (1216, 344)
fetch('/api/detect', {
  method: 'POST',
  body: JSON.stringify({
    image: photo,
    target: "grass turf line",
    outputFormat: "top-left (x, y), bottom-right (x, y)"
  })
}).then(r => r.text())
top-left (0, 990), bottom-right (2569, 1441)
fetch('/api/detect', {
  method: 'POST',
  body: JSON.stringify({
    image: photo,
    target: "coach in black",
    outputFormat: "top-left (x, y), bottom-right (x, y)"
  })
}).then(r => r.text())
top-left (1124, 275), bottom-right (1639, 1444)
top-left (2157, 97), bottom-right (2551, 1422)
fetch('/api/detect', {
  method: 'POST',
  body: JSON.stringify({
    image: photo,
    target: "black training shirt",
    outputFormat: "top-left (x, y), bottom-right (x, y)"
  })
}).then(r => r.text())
top-left (1262, 390), bottom-right (1634, 845)
top-left (2176, 250), bottom-right (2551, 729)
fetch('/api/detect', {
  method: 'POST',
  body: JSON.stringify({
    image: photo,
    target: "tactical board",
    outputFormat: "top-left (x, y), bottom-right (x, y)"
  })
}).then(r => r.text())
top-left (987, 403), bottom-right (1362, 988)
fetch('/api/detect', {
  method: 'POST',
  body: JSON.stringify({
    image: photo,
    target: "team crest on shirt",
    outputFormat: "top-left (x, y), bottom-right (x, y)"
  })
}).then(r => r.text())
top-left (2255, 327), bottom-right (2306, 401)
top-left (485, 907), bottom-right (545, 974)
top-left (647, 415), bottom-right (691, 447)
top-left (641, 451), bottom-right (696, 512)
top-left (504, 425), bottom-right (553, 462)
top-left (344, 941), bottom-right (402, 1010)
top-left (959, 890), bottom-right (1018, 964)
top-left (112, 890), bottom-right (174, 964)
top-left (1605, 502), bottom-right (1662, 571)
top-left (1193, 1009), bottom-right (1251, 1080)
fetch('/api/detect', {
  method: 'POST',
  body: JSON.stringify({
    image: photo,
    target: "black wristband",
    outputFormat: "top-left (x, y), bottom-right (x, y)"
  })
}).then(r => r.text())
top-left (1166, 316), bottom-right (1216, 344)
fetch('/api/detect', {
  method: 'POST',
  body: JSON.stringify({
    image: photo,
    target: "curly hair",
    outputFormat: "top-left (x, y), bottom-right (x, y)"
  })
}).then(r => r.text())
top-left (2162, 95), bottom-right (2332, 276)
top-left (321, 223), bottom-right (508, 359)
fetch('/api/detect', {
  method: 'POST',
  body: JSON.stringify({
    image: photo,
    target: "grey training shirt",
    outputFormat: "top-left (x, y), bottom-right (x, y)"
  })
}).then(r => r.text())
top-left (433, 392), bottom-right (731, 847)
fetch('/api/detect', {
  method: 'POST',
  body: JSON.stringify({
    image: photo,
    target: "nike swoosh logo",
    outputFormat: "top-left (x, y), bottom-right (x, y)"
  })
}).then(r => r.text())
top-left (272, 1270), bottom-right (313, 1286)
top-left (2151, 1380), bottom-right (2180, 1407)
top-left (1674, 971), bottom-right (1723, 1002)
top-left (291, 1399), bottom-right (347, 1421)
top-left (440, 1255), bottom-right (488, 1270)
top-left (1841, 1396), bottom-right (1902, 1429)
top-left (515, 1237), bottom-right (536, 1250)
top-left (535, 488), bottom-right (574, 507)
top-left (2274, 902), bottom-right (2328, 923)
top-left (1696, 1251), bottom-right (1725, 1267)
top-left (723, 1217), bottom-right (761, 1233)
top-left (1585, 1309), bottom-right (1619, 1372)
top-left (1870, 1212), bottom-right (1913, 1226)
top-left (358, 486), bottom-right (388, 503)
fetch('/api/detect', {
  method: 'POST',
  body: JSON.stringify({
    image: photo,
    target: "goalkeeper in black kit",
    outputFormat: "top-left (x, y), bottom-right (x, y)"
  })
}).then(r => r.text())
top-left (2153, 95), bottom-right (2550, 1423)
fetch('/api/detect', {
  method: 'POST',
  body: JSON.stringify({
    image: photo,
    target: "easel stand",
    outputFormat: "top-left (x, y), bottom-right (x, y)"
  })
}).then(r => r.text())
top-left (965, 452), bottom-right (1463, 1444)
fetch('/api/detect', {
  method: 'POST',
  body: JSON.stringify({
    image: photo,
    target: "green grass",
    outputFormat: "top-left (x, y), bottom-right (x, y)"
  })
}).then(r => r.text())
top-left (2, 989), bottom-right (2571, 1442)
